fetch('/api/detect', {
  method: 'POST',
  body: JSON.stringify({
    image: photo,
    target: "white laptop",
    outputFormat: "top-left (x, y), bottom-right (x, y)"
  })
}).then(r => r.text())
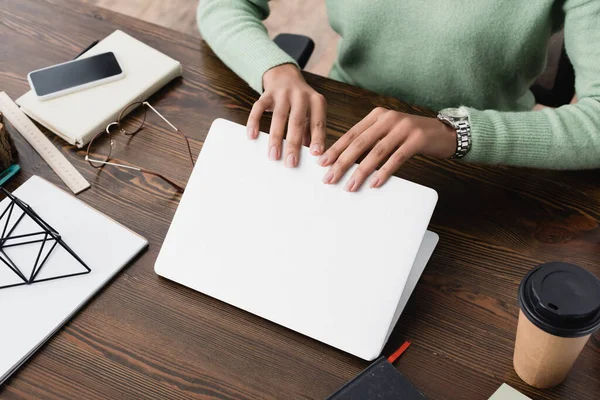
top-left (155, 119), bottom-right (438, 360)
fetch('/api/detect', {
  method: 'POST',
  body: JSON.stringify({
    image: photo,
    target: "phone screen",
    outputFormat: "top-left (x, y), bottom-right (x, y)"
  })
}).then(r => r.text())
top-left (29, 52), bottom-right (123, 97)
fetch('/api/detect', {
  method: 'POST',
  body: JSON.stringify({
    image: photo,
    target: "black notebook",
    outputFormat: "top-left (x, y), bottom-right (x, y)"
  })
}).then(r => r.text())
top-left (326, 356), bottom-right (426, 400)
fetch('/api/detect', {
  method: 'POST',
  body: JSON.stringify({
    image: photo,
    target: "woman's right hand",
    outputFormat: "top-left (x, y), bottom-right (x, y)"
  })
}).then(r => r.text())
top-left (246, 63), bottom-right (327, 168)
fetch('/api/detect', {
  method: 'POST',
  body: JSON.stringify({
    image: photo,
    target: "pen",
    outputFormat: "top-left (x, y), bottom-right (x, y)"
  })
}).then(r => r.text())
top-left (73, 40), bottom-right (99, 59)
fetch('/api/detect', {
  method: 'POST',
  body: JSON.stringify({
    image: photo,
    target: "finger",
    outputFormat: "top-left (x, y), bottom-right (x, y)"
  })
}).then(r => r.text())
top-left (319, 107), bottom-right (385, 167)
top-left (309, 94), bottom-right (327, 156)
top-left (283, 93), bottom-right (309, 168)
top-left (247, 96), bottom-right (272, 140)
top-left (370, 136), bottom-right (421, 188)
top-left (267, 98), bottom-right (291, 161)
top-left (346, 131), bottom-right (404, 192)
top-left (303, 125), bottom-right (311, 147)
top-left (325, 120), bottom-right (387, 186)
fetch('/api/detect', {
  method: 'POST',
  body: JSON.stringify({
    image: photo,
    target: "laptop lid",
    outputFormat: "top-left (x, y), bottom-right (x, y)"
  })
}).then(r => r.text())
top-left (155, 119), bottom-right (438, 360)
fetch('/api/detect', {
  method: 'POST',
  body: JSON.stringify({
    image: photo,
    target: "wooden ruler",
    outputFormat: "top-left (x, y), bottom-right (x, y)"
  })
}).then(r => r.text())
top-left (0, 92), bottom-right (90, 194)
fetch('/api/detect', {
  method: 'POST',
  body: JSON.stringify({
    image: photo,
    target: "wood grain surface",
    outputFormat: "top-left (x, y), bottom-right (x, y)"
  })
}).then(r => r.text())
top-left (0, 1), bottom-right (599, 399)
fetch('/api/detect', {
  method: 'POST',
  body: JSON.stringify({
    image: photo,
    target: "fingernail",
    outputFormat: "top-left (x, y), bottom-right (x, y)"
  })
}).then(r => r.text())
top-left (310, 144), bottom-right (323, 155)
top-left (369, 176), bottom-right (380, 188)
top-left (318, 155), bottom-right (328, 166)
top-left (344, 178), bottom-right (356, 192)
top-left (246, 126), bottom-right (255, 139)
top-left (322, 170), bottom-right (334, 184)
top-left (285, 154), bottom-right (297, 168)
top-left (269, 146), bottom-right (278, 161)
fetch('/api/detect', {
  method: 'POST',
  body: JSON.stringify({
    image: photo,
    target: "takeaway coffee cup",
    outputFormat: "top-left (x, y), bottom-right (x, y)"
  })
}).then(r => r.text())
top-left (514, 262), bottom-right (600, 388)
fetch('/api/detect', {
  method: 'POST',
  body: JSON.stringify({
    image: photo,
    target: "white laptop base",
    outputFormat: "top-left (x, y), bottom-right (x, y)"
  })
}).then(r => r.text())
top-left (155, 119), bottom-right (438, 360)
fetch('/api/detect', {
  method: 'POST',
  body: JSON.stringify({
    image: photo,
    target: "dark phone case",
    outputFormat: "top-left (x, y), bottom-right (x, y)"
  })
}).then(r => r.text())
top-left (325, 356), bottom-right (426, 400)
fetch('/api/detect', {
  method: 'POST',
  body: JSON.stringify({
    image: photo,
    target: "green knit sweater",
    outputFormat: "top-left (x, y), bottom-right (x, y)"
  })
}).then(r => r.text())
top-left (197, 0), bottom-right (600, 169)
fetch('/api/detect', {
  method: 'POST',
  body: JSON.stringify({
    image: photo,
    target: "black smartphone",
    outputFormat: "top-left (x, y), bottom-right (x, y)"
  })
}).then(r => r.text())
top-left (27, 52), bottom-right (125, 101)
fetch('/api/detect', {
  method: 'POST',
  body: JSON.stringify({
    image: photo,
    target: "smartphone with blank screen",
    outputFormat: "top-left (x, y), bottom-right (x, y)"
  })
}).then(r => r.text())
top-left (27, 52), bottom-right (125, 101)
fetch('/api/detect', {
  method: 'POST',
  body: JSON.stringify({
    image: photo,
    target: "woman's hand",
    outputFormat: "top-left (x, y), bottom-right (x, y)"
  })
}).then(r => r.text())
top-left (318, 107), bottom-right (457, 191)
top-left (246, 64), bottom-right (327, 167)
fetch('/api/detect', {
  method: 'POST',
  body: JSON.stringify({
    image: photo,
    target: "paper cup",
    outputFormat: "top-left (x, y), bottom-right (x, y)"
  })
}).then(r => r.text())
top-left (514, 262), bottom-right (600, 388)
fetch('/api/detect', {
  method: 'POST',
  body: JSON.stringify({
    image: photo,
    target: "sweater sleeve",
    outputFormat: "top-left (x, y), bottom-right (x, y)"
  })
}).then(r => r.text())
top-left (197, 0), bottom-right (298, 94)
top-left (460, 0), bottom-right (600, 169)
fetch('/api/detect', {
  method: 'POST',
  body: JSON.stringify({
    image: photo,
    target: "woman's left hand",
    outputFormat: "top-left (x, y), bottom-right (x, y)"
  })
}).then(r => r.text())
top-left (318, 107), bottom-right (458, 191)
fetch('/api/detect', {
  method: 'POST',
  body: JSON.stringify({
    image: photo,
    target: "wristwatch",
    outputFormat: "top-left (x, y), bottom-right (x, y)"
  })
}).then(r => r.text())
top-left (437, 108), bottom-right (471, 159)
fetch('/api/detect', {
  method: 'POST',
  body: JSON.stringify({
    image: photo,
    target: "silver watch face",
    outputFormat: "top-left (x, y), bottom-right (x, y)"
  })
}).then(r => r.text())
top-left (440, 108), bottom-right (468, 119)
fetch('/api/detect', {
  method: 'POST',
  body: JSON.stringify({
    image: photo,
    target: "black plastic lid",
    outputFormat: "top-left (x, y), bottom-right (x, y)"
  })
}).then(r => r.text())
top-left (518, 262), bottom-right (600, 337)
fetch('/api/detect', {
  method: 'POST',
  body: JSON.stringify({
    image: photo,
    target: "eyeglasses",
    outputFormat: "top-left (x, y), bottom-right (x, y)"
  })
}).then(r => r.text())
top-left (85, 101), bottom-right (195, 192)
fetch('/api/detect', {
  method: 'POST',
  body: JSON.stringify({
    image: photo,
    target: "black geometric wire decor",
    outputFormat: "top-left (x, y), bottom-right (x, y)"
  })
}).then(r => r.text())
top-left (0, 187), bottom-right (90, 290)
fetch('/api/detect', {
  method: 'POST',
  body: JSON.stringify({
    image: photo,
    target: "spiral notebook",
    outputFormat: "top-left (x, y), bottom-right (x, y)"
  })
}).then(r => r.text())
top-left (0, 176), bottom-right (148, 384)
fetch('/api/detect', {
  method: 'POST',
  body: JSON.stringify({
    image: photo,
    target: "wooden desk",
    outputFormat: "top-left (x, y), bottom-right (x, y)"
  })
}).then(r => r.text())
top-left (1, 1), bottom-right (598, 399)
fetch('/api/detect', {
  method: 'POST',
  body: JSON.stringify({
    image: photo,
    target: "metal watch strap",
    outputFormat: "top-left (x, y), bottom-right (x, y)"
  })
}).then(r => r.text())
top-left (452, 120), bottom-right (471, 159)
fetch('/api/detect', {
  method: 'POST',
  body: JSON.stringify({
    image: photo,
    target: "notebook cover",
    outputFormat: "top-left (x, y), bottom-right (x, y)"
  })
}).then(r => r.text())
top-left (326, 356), bottom-right (427, 400)
top-left (0, 176), bottom-right (148, 383)
top-left (16, 30), bottom-right (181, 147)
top-left (488, 384), bottom-right (531, 400)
